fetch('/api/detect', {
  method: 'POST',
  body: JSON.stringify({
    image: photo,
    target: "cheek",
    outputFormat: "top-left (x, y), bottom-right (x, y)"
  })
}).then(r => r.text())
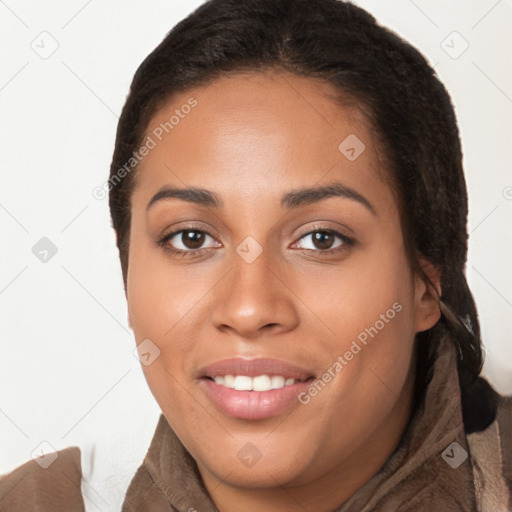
top-left (300, 242), bottom-right (415, 343)
top-left (126, 232), bottom-right (214, 406)
top-left (127, 226), bottom-right (204, 339)
top-left (127, 261), bottom-right (201, 424)
top-left (299, 241), bottom-right (417, 403)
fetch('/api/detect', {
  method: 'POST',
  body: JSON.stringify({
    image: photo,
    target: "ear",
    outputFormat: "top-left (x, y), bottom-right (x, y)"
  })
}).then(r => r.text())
top-left (413, 256), bottom-right (442, 333)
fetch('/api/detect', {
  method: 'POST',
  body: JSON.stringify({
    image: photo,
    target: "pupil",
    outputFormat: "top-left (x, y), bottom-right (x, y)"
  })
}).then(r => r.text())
top-left (313, 231), bottom-right (333, 250)
top-left (183, 230), bottom-right (204, 249)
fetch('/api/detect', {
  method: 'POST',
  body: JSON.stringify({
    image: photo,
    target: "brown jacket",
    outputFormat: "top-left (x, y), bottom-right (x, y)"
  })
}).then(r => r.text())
top-left (1, 334), bottom-right (511, 511)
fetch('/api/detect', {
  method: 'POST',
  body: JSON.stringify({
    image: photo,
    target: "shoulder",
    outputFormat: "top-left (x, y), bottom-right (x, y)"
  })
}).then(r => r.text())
top-left (465, 379), bottom-right (512, 511)
top-left (0, 446), bottom-right (85, 512)
top-left (493, 393), bottom-right (512, 479)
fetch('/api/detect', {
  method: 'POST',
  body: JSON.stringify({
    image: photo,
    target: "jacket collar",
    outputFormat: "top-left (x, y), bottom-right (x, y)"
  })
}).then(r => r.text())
top-left (124, 333), bottom-right (476, 511)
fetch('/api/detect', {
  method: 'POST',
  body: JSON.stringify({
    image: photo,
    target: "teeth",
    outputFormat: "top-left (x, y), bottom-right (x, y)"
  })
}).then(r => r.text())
top-left (223, 375), bottom-right (235, 388)
top-left (212, 374), bottom-right (298, 391)
top-left (234, 375), bottom-right (252, 391)
top-left (271, 375), bottom-right (285, 389)
top-left (253, 375), bottom-right (271, 391)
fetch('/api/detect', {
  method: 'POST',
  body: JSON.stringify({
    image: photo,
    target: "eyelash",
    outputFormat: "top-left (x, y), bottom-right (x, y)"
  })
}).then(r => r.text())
top-left (156, 225), bottom-right (355, 258)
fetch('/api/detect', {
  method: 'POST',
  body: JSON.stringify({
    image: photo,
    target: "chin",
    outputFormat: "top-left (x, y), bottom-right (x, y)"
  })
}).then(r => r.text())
top-left (200, 454), bottom-right (311, 489)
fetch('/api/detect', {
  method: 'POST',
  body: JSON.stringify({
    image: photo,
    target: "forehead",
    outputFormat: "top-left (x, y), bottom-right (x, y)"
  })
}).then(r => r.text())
top-left (133, 70), bottom-right (394, 216)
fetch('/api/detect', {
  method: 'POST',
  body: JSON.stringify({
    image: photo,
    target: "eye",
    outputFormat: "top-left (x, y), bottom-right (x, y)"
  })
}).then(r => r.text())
top-left (293, 228), bottom-right (353, 252)
top-left (158, 229), bottom-right (220, 253)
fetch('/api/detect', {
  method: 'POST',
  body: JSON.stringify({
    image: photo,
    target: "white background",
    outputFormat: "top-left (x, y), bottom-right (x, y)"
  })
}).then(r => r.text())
top-left (1, 0), bottom-right (511, 508)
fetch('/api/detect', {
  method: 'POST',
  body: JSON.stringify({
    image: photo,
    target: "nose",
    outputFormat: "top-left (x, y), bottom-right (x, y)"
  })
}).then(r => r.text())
top-left (211, 247), bottom-right (299, 339)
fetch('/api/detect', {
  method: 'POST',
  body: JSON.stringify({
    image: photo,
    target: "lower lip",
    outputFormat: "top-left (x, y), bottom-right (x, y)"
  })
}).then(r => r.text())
top-left (200, 378), bottom-right (313, 420)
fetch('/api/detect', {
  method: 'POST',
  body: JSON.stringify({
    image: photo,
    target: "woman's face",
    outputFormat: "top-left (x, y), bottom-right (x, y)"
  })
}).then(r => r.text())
top-left (126, 70), bottom-right (440, 500)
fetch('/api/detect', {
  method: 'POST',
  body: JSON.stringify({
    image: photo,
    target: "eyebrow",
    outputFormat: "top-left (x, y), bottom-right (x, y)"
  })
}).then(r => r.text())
top-left (147, 187), bottom-right (221, 210)
top-left (282, 182), bottom-right (377, 215)
top-left (146, 181), bottom-right (376, 216)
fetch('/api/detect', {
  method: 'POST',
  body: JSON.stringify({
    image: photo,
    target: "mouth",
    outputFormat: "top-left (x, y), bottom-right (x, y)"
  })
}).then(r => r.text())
top-left (197, 357), bottom-right (316, 420)
top-left (202, 374), bottom-right (313, 391)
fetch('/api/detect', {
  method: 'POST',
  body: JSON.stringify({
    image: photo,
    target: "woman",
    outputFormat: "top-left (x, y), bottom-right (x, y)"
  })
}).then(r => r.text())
top-left (1, 0), bottom-right (510, 510)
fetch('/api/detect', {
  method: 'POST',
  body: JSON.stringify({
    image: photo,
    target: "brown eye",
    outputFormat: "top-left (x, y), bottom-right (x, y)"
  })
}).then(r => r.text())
top-left (311, 231), bottom-right (335, 250)
top-left (293, 229), bottom-right (353, 252)
top-left (180, 230), bottom-right (205, 249)
top-left (160, 229), bottom-right (219, 252)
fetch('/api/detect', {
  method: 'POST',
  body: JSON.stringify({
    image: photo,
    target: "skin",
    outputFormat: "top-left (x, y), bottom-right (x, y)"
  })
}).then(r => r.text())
top-left (125, 70), bottom-right (441, 512)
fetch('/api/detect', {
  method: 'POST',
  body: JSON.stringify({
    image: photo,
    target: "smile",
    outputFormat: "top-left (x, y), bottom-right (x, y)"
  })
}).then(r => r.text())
top-left (197, 357), bottom-right (316, 420)
top-left (208, 374), bottom-right (308, 391)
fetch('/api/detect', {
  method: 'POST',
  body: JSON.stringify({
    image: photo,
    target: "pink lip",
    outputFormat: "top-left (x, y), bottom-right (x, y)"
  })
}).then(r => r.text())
top-left (197, 357), bottom-right (315, 420)
top-left (200, 379), bottom-right (313, 420)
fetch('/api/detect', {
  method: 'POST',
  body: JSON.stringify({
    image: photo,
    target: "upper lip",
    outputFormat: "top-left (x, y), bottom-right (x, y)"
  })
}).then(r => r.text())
top-left (197, 357), bottom-right (316, 381)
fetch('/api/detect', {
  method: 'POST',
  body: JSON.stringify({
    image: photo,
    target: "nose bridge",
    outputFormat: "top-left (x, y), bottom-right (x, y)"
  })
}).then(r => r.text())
top-left (211, 241), bottom-right (298, 337)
